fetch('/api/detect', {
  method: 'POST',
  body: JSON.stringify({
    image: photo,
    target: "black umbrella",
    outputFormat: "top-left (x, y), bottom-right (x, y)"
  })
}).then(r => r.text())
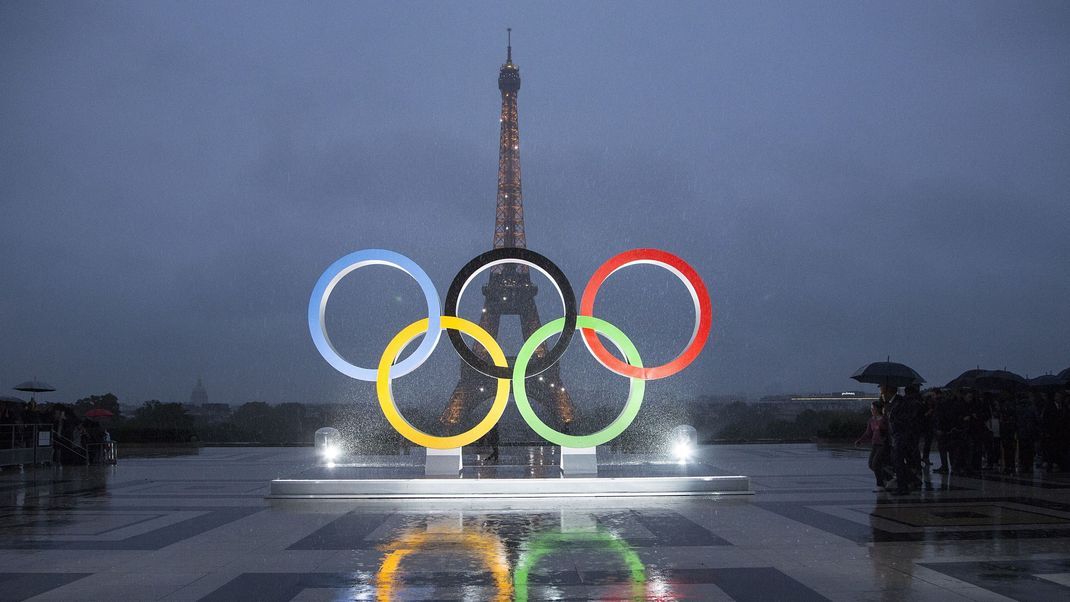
top-left (851, 361), bottom-right (925, 387)
top-left (976, 370), bottom-right (1027, 391)
top-left (13, 379), bottom-right (56, 393)
top-left (1029, 374), bottom-right (1065, 390)
top-left (13, 378), bottom-right (56, 406)
top-left (945, 368), bottom-right (988, 390)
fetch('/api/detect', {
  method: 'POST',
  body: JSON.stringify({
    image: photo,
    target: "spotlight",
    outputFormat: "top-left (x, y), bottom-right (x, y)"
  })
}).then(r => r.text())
top-left (322, 444), bottom-right (340, 462)
top-left (672, 440), bottom-right (693, 463)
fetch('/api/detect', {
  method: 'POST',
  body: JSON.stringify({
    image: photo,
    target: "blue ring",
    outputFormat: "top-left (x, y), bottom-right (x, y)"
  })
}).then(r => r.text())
top-left (308, 249), bottom-right (441, 381)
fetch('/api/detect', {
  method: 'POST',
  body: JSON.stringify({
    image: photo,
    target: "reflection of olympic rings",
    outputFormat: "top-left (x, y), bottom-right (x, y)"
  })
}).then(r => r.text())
top-left (444, 247), bottom-right (576, 379)
top-left (308, 247), bottom-right (711, 449)
top-left (514, 530), bottom-right (646, 602)
top-left (376, 530), bottom-right (512, 602)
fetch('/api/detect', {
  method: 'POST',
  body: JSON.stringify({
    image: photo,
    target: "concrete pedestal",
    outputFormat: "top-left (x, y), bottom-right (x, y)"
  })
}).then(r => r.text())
top-left (425, 447), bottom-right (462, 476)
top-left (560, 446), bottom-right (598, 476)
top-left (268, 445), bottom-right (752, 499)
top-left (269, 474), bottom-right (751, 498)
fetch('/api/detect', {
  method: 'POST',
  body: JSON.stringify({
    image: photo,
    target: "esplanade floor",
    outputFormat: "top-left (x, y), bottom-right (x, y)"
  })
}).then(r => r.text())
top-left (3, 444), bottom-right (1070, 601)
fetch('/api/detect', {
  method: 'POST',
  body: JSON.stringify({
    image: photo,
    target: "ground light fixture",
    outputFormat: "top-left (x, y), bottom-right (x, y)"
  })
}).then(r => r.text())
top-left (314, 427), bottom-right (342, 466)
top-left (669, 424), bottom-right (698, 464)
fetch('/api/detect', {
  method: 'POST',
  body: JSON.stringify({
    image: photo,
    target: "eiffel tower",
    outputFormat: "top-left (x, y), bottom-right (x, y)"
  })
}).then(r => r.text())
top-left (440, 30), bottom-right (575, 432)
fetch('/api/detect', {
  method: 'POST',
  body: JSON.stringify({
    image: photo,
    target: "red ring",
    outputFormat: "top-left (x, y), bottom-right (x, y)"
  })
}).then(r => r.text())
top-left (580, 248), bottom-right (712, 380)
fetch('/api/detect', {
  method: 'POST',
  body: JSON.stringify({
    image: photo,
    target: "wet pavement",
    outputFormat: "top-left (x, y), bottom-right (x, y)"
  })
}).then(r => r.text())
top-left (2, 444), bottom-right (1070, 600)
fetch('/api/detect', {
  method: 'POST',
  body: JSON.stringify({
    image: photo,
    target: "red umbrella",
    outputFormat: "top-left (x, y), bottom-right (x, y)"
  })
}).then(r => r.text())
top-left (84, 408), bottom-right (114, 418)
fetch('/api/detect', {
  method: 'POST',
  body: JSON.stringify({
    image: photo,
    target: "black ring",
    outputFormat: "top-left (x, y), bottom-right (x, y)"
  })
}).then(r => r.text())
top-left (444, 247), bottom-right (577, 379)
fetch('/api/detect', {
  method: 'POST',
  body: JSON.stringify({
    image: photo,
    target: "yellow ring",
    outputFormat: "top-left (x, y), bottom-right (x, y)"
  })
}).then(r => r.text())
top-left (377, 316), bottom-right (510, 449)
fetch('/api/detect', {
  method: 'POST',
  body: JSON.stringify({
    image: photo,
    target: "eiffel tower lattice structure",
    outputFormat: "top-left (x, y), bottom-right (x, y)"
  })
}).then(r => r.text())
top-left (440, 31), bottom-right (575, 433)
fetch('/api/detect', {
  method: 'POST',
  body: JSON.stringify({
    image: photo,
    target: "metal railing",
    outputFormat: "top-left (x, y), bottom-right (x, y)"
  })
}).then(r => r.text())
top-left (87, 441), bottom-right (118, 465)
top-left (0, 423), bottom-right (53, 466)
top-left (0, 423), bottom-right (118, 466)
top-left (51, 430), bottom-right (89, 465)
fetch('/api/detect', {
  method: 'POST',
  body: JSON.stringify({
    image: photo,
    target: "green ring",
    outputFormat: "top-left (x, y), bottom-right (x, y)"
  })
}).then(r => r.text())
top-left (514, 530), bottom-right (646, 602)
top-left (513, 315), bottom-right (644, 448)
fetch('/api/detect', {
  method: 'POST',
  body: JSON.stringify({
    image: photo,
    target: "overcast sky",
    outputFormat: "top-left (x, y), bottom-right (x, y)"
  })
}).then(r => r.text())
top-left (2, 1), bottom-right (1068, 408)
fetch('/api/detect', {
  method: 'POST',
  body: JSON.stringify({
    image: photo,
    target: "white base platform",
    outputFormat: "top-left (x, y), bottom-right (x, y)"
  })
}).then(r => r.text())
top-left (424, 446), bottom-right (462, 476)
top-left (559, 446), bottom-right (598, 475)
top-left (268, 474), bottom-right (751, 499)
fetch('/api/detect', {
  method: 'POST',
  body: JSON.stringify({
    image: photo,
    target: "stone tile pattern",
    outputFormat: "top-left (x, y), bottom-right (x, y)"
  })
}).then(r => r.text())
top-left (0, 445), bottom-right (1067, 600)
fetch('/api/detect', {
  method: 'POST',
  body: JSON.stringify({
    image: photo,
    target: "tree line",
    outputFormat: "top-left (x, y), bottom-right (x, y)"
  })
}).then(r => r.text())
top-left (81, 394), bottom-right (870, 449)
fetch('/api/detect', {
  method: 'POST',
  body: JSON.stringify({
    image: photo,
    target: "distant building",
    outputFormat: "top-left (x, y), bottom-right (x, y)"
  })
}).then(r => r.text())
top-left (186, 378), bottom-right (230, 423)
top-left (759, 391), bottom-right (875, 402)
top-left (190, 378), bottom-right (208, 405)
top-left (754, 391), bottom-right (878, 421)
top-left (789, 391), bottom-right (878, 402)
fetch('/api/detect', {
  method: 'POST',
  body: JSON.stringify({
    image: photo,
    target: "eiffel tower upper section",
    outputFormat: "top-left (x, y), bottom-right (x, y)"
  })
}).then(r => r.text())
top-left (492, 29), bottom-right (527, 273)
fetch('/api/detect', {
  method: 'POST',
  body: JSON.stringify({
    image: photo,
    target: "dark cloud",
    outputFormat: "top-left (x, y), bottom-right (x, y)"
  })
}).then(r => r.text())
top-left (1, 1), bottom-right (1068, 406)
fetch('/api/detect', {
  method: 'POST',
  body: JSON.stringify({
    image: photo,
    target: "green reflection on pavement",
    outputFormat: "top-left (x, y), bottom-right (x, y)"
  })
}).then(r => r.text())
top-left (514, 529), bottom-right (646, 602)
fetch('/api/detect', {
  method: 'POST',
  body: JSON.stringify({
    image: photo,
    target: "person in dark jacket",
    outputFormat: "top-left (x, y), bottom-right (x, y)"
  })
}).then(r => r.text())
top-left (1057, 392), bottom-right (1070, 470)
top-left (1038, 392), bottom-right (1061, 471)
top-left (997, 392), bottom-right (1019, 474)
top-left (961, 392), bottom-right (990, 475)
top-left (904, 384), bottom-right (926, 473)
top-left (484, 425), bottom-right (500, 463)
top-left (885, 384), bottom-right (923, 495)
top-left (983, 394), bottom-right (1001, 470)
top-left (934, 390), bottom-right (962, 474)
top-left (920, 391), bottom-right (937, 467)
top-left (1016, 392), bottom-right (1040, 475)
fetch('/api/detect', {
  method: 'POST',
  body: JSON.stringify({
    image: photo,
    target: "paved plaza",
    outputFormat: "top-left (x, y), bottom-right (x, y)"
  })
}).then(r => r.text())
top-left (2, 444), bottom-right (1070, 600)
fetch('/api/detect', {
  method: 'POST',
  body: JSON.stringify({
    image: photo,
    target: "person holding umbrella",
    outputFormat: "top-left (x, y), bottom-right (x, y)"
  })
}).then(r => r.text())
top-left (851, 361), bottom-right (926, 495)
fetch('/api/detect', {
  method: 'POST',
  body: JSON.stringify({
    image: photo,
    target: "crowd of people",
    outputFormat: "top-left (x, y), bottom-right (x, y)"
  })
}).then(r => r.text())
top-left (0, 400), bottom-right (111, 465)
top-left (856, 383), bottom-right (1070, 495)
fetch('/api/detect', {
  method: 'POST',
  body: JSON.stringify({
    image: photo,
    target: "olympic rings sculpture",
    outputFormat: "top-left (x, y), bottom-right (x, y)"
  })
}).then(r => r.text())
top-left (309, 247), bottom-right (712, 449)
